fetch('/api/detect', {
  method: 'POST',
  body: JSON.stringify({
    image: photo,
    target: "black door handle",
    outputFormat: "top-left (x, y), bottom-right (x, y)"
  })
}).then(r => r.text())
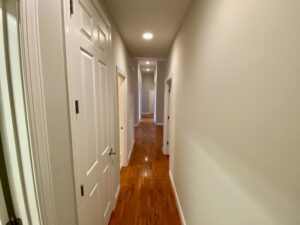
top-left (109, 148), bottom-right (116, 156)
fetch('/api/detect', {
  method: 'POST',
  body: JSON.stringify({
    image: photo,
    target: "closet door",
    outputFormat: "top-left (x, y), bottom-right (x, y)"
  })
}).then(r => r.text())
top-left (66, 0), bottom-right (113, 224)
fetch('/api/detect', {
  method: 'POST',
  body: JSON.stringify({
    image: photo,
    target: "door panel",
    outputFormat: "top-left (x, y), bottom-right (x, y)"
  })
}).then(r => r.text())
top-left (102, 164), bottom-right (111, 224)
top-left (67, 0), bottom-right (113, 224)
top-left (80, 50), bottom-right (98, 174)
top-left (100, 64), bottom-right (109, 153)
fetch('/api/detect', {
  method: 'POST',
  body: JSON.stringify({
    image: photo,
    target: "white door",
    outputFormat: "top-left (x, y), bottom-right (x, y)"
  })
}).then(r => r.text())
top-left (149, 89), bottom-right (155, 114)
top-left (66, 0), bottom-right (113, 224)
top-left (118, 75), bottom-right (126, 168)
top-left (163, 80), bottom-right (172, 154)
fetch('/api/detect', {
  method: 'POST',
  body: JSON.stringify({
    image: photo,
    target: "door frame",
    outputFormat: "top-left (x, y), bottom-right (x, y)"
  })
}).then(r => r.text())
top-left (0, 179), bottom-right (8, 224)
top-left (19, 0), bottom-right (58, 224)
top-left (116, 66), bottom-right (128, 167)
top-left (0, 0), bottom-right (57, 224)
top-left (163, 75), bottom-right (172, 155)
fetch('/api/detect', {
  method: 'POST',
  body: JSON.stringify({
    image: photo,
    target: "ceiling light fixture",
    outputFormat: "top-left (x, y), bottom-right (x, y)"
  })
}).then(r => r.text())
top-left (143, 32), bottom-right (153, 40)
top-left (146, 61), bottom-right (150, 65)
top-left (146, 69), bottom-right (150, 71)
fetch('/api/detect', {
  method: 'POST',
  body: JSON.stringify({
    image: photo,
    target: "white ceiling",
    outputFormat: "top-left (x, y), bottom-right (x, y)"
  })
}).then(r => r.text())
top-left (139, 60), bottom-right (156, 72)
top-left (104, 0), bottom-right (192, 57)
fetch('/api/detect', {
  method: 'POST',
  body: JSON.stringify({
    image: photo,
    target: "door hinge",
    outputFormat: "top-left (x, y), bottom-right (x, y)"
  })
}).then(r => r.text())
top-left (6, 217), bottom-right (22, 225)
top-left (70, 0), bottom-right (74, 16)
top-left (80, 185), bottom-right (84, 196)
top-left (169, 89), bottom-right (171, 93)
top-left (168, 116), bottom-right (170, 120)
top-left (167, 141), bottom-right (169, 146)
top-left (75, 100), bottom-right (79, 114)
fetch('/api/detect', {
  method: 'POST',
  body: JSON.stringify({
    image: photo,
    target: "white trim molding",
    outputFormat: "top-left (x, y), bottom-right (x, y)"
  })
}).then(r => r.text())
top-left (18, 0), bottom-right (58, 224)
top-left (114, 185), bottom-right (120, 201)
top-left (162, 75), bottom-right (173, 155)
top-left (169, 171), bottom-right (187, 225)
top-left (116, 66), bottom-right (129, 167)
top-left (127, 138), bottom-right (135, 166)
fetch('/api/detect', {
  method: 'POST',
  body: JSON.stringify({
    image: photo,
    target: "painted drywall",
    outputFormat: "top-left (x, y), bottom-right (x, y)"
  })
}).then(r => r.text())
top-left (138, 64), bottom-right (142, 122)
top-left (130, 58), bottom-right (139, 126)
top-left (99, 0), bottom-right (136, 186)
top-left (155, 61), bottom-right (167, 124)
top-left (166, 0), bottom-right (300, 225)
top-left (37, 0), bottom-right (77, 224)
top-left (141, 73), bottom-right (155, 113)
top-left (110, 20), bottom-right (135, 166)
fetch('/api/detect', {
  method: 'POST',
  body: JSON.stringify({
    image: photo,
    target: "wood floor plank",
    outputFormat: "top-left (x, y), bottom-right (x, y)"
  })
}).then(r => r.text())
top-left (109, 118), bottom-right (181, 225)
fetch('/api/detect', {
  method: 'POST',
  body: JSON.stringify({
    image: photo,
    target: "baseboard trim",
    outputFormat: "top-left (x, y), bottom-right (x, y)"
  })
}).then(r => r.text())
top-left (113, 184), bottom-right (120, 210)
top-left (162, 146), bottom-right (168, 155)
top-left (134, 123), bottom-right (139, 127)
top-left (115, 185), bottom-right (120, 201)
top-left (127, 139), bottom-right (135, 164)
top-left (156, 123), bottom-right (163, 126)
top-left (169, 171), bottom-right (187, 225)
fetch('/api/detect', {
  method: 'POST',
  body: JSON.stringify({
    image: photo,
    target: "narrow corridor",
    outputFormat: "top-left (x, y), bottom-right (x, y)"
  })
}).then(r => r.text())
top-left (109, 118), bottom-right (181, 225)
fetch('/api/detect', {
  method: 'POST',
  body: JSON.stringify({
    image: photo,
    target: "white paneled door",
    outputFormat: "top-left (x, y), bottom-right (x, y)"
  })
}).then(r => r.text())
top-left (65, 0), bottom-right (114, 224)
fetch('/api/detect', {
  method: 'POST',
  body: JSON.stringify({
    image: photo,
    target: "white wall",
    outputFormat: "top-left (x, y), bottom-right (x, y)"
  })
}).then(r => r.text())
top-left (141, 73), bottom-right (154, 113)
top-left (99, 1), bottom-right (135, 164)
top-left (130, 58), bottom-right (139, 126)
top-left (37, 0), bottom-right (77, 224)
top-left (155, 61), bottom-right (167, 124)
top-left (167, 0), bottom-right (300, 225)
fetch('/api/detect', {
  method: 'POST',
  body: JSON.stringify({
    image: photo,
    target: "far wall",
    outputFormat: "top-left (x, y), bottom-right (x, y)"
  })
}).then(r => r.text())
top-left (142, 73), bottom-right (154, 114)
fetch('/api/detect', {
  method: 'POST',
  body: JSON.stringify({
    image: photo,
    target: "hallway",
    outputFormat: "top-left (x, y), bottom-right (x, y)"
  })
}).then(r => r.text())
top-left (109, 118), bottom-right (181, 225)
top-left (1, 0), bottom-right (300, 225)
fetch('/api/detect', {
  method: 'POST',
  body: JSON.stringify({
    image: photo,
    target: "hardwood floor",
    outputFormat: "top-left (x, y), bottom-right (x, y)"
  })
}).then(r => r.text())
top-left (109, 118), bottom-right (181, 225)
top-left (141, 114), bottom-right (154, 119)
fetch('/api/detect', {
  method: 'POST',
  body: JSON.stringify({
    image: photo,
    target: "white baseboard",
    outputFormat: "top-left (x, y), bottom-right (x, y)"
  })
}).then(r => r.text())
top-left (156, 123), bottom-right (163, 126)
top-left (162, 146), bottom-right (169, 155)
top-left (169, 171), bottom-right (187, 225)
top-left (115, 185), bottom-right (120, 201)
top-left (127, 139), bottom-right (135, 165)
top-left (113, 184), bottom-right (120, 210)
top-left (134, 123), bottom-right (139, 127)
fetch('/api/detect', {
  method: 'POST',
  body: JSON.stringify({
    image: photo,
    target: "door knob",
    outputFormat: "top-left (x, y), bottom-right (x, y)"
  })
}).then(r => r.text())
top-left (109, 148), bottom-right (116, 156)
top-left (120, 126), bottom-right (123, 130)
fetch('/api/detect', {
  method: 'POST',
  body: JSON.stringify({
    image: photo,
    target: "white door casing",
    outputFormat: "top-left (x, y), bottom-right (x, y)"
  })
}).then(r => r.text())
top-left (0, 181), bottom-right (8, 225)
top-left (163, 77), bottom-right (172, 155)
top-left (118, 75), bottom-right (126, 168)
top-left (65, 0), bottom-right (113, 224)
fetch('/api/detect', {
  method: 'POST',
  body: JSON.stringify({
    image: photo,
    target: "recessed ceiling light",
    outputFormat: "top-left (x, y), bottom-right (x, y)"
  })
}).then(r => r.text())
top-left (146, 61), bottom-right (150, 65)
top-left (143, 32), bottom-right (153, 40)
top-left (146, 69), bottom-right (150, 71)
